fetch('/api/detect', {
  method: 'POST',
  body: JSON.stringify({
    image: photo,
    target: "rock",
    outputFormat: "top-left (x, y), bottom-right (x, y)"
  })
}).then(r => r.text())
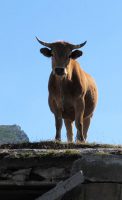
top-left (35, 171), bottom-right (84, 200)
top-left (0, 125), bottom-right (29, 144)
top-left (62, 183), bottom-right (122, 200)
top-left (0, 147), bottom-right (122, 199)
top-left (33, 167), bottom-right (66, 180)
top-left (12, 168), bottom-right (31, 182)
top-left (71, 154), bottom-right (122, 182)
top-left (0, 169), bottom-right (12, 180)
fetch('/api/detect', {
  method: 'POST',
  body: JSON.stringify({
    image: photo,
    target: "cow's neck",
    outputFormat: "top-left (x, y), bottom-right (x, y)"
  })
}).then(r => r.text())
top-left (53, 75), bottom-right (66, 112)
top-left (54, 61), bottom-right (73, 110)
top-left (58, 76), bottom-right (65, 107)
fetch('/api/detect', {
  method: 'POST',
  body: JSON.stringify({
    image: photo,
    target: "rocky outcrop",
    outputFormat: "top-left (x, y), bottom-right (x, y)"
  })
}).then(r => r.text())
top-left (0, 125), bottom-right (29, 144)
top-left (0, 143), bottom-right (122, 199)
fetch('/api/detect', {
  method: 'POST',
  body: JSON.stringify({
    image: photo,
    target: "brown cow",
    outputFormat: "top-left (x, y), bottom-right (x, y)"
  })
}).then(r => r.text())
top-left (36, 37), bottom-right (98, 143)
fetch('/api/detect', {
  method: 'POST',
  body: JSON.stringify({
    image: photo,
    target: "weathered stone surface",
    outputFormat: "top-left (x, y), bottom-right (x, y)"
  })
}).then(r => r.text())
top-left (0, 146), bottom-right (122, 199)
top-left (0, 170), bottom-right (12, 180)
top-left (36, 171), bottom-right (84, 200)
top-left (62, 183), bottom-right (122, 200)
top-left (0, 149), bottom-right (79, 172)
top-left (33, 167), bottom-right (66, 180)
top-left (71, 154), bottom-right (122, 182)
top-left (12, 169), bottom-right (31, 182)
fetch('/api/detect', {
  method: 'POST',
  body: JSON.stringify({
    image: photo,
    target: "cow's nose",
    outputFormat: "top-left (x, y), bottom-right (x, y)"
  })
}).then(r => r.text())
top-left (55, 68), bottom-right (65, 76)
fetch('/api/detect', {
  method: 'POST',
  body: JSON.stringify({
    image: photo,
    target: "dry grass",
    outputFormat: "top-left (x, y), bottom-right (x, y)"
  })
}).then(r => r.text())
top-left (0, 140), bottom-right (121, 149)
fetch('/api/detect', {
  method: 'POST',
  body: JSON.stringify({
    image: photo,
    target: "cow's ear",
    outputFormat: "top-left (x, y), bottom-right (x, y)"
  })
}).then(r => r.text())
top-left (70, 50), bottom-right (83, 59)
top-left (40, 48), bottom-right (52, 57)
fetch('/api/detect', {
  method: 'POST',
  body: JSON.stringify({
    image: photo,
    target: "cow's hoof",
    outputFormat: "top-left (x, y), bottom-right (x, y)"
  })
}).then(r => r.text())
top-left (55, 138), bottom-right (61, 143)
top-left (76, 139), bottom-right (86, 144)
top-left (67, 140), bottom-right (73, 143)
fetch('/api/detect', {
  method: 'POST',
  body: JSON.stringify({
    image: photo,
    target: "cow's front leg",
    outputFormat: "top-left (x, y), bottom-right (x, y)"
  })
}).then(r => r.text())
top-left (55, 111), bottom-right (63, 141)
top-left (75, 97), bottom-right (85, 143)
top-left (64, 119), bottom-right (73, 142)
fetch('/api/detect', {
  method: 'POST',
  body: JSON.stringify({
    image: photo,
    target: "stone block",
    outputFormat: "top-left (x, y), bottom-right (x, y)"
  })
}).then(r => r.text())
top-left (71, 154), bottom-right (122, 182)
top-left (62, 183), bottom-right (122, 200)
top-left (33, 167), bottom-right (66, 180)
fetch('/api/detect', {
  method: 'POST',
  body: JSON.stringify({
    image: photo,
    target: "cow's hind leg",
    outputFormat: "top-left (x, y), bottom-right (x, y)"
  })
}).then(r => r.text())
top-left (64, 119), bottom-right (73, 142)
top-left (55, 115), bottom-right (63, 141)
top-left (75, 97), bottom-right (85, 143)
top-left (83, 117), bottom-right (91, 140)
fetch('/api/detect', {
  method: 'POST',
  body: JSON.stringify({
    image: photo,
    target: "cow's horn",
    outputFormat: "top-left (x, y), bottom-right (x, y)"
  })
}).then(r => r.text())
top-left (71, 41), bottom-right (87, 49)
top-left (36, 37), bottom-right (52, 48)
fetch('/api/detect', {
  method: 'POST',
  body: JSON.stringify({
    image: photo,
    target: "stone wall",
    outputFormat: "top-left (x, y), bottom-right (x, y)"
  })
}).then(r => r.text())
top-left (63, 154), bottom-right (122, 200)
top-left (0, 143), bottom-right (122, 199)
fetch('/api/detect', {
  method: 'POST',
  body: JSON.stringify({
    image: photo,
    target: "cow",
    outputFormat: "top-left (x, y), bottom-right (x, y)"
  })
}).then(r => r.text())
top-left (36, 37), bottom-right (98, 143)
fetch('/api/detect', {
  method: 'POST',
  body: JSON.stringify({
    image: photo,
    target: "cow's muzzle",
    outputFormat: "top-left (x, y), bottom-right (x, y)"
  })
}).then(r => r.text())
top-left (55, 68), bottom-right (65, 76)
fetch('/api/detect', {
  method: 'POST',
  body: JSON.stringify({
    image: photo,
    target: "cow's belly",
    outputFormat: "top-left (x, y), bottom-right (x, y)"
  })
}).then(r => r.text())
top-left (48, 94), bottom-right (75, 121)
top-left (62, 97), bottom-right (94, 121)
top-left (49, 87), bottom-right (97, 121)
top-left (62, 88), bottom-right (97, 120)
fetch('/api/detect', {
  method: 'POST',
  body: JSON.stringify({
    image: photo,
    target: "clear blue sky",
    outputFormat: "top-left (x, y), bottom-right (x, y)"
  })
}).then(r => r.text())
top-left (0, 0), bottom-right (122, 144)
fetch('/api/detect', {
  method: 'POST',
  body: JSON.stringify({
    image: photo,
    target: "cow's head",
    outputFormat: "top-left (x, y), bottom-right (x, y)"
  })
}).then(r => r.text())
top-left (36, 37), bottom-right (87, 77)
